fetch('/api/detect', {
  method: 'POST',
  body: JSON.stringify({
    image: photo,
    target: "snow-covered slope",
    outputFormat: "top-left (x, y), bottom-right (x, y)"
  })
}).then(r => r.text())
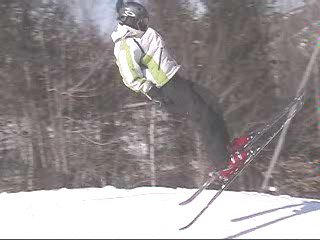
top-left (0, 186), bottom-right (319, 239)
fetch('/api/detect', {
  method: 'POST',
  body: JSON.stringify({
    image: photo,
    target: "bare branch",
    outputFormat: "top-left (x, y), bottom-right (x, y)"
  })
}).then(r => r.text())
top-left (224, 82), bottom-right (274, 117)
top-left (48, 87), bottom-right (102, 98)
top-left (76, 132), bottom-right (117, 146)
top-left (218, 80), bottom-right (244, 103)
top-left (67, 57), bottom-right (114, 93)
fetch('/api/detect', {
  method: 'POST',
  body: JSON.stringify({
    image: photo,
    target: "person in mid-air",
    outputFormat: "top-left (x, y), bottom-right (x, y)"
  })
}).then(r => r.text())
top-left (111, 0), bottom-right (254, 180)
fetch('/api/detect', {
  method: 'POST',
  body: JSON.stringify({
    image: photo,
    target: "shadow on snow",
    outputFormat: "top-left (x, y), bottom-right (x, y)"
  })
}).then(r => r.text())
top-left (225, 200), bottom-right (320, 239)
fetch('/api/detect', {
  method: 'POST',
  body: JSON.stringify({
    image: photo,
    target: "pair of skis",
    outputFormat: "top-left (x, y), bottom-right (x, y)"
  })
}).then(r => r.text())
top-left (179, 93), bottom-right (305, 230)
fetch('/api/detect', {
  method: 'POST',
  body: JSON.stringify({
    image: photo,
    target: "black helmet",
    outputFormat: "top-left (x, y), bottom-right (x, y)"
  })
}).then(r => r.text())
top-left (117, 1), bottom-right (149, 31)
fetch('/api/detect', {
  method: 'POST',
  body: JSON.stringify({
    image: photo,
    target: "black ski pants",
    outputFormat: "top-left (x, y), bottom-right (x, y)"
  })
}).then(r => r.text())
top-left (155, 74), bottom-right (230, 171)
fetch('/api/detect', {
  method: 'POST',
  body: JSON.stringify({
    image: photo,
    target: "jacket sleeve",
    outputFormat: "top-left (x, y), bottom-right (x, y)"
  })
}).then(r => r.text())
top-left (117, 39), bottom-right (153, 94)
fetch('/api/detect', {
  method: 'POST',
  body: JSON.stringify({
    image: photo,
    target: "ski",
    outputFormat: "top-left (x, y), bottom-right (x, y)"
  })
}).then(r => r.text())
top-left (179, 93), bottom-right (304, 206)
top-left (179, 173), bottom-right (220, 206)
top-left (179, 97), bottom-right (304, 230)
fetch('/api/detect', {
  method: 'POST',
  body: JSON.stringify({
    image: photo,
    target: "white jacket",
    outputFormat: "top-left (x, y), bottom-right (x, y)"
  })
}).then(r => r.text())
top-left (111, 24), bottom-right (180, 94)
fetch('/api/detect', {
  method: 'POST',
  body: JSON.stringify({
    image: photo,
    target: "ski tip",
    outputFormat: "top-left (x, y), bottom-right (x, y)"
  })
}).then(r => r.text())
top-left (179, 219), bottom-right (197, 230)
top-left (179, 201), bottom-right (187, 206)
top-left (179, 225), bottom-right (190, 231)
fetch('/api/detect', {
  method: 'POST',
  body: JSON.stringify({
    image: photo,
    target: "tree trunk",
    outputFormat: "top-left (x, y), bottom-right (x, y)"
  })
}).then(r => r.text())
top-left (149, 104), bottom-right (156, 187)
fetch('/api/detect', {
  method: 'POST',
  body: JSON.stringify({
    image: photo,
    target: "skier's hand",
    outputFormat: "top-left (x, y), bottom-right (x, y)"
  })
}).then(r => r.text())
top-left (147, 85), bottom-right (162, 99)
top-left (144, 86), bottom-right (164, 106)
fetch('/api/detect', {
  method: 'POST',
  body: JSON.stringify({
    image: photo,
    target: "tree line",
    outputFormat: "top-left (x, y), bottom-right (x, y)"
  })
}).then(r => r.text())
top-left (0, 0), bottom-right (319, 199)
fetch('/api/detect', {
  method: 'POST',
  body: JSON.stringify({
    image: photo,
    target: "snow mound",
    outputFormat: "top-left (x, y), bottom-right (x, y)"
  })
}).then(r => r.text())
top-left (0, 186), bottom-right (319, 239)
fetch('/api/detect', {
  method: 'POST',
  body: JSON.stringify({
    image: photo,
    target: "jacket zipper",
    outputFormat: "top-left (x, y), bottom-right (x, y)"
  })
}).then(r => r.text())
top-left (158, 47), bottom-right (163, 70)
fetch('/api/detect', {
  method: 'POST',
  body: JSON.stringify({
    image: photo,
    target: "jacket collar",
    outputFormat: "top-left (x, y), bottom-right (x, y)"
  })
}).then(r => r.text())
top-left (111, 24), bottom-right (146, 43)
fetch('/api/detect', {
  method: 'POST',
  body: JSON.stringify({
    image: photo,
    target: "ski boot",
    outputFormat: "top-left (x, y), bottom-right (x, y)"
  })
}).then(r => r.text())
top-left (228, 132), bottom-right (256, 152)
top-left (218, 149), bottom-right (255, 181)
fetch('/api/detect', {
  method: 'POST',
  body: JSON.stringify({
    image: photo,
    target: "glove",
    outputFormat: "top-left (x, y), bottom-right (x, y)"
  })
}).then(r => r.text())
top-left (144, 85), bottom-right (167, 106)
top-left (147, 85), bottom-right (162, 100)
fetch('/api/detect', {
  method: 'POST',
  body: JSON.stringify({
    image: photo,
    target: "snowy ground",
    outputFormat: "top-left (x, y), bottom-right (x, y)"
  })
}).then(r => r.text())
top-left (0, 186), bottom-right (319, 239)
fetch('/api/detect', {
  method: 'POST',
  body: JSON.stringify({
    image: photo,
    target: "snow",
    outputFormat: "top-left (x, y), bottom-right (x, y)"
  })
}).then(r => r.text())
top-left (0, 186), bottom-right (319, 239)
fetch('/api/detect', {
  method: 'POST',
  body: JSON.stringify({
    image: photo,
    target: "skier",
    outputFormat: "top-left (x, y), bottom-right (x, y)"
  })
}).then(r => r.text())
top-left (111, 1), bottom-right (253, 181)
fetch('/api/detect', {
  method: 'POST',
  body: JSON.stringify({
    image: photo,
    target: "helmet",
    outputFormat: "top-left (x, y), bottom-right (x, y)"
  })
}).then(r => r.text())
top-left (117, 1), bottom-right (149, 31)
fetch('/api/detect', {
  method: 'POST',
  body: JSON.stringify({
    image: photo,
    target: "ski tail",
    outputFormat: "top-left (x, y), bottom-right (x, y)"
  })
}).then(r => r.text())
top-left (242, 93), bottom-right (304, 151)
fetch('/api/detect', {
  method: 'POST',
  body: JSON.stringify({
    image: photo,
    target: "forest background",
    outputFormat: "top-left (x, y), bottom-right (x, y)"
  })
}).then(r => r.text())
top-left (0, 0), bottom-right (319, 199)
